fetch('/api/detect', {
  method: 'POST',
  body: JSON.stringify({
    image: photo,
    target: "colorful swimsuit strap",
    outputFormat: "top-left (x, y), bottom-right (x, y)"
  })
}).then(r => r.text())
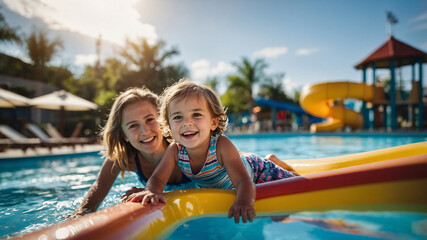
top-left (177, 133), bottom-right (234, 189)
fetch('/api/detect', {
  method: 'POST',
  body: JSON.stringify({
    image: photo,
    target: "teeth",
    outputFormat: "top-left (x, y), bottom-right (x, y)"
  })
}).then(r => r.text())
top-left (141, 136), bottom-right (155, 143)
top-left (182, 132), bottom-right (196, 136)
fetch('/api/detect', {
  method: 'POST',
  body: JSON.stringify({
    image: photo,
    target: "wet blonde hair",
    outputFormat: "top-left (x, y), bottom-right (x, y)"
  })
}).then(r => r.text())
top-left (100, 87), bottom-right (159, 180)
top-left (159, 79), bottom-right (228, 140)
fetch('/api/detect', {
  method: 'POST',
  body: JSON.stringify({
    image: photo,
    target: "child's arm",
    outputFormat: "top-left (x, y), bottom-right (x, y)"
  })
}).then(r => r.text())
top-left (217, 135), bottom-right (256, 224)
top-left (126, 143), bottom-right (179, 205)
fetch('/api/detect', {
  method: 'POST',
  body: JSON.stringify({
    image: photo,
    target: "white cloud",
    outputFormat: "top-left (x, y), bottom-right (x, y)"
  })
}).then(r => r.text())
top-left (211, 61), bottom-right (235, 75)
top-left (410, 11), bottom-right (427, 23)
top-left (190, 59), bottom-right (235, 82)
top-left (295, 48), bottom-right (320, 56)
top-left (3, 0), bottom-right (157, 46)
top-left (412, 22), bottom-right (427, 31)
top-left (74, 54), bottom-right (98, 66)
top-left (282, 76), bottom-right (299, 97)
top-left (409, 11), bottom-right (427, 31)
top-left (252, 47), bottom-right (288, 58)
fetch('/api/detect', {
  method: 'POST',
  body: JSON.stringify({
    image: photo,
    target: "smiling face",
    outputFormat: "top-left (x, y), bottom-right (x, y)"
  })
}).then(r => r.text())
top-left (168, 96), bottom-right (219, 151)
top-left (121, 100), bottom-right (165, 159)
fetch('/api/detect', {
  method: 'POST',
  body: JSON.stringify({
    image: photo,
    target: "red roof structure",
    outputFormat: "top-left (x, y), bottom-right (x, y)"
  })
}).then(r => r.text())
top-left (354, 36), bottom-right (427, 69)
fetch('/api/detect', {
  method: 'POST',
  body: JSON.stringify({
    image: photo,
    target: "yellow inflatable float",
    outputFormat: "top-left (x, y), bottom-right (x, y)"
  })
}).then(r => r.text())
top-left (11, 142), bottom-right (427, 240)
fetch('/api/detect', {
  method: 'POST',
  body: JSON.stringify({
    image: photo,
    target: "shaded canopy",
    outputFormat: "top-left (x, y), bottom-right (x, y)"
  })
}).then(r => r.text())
top-left (354, 36), bottom-right (427, 70)
top-left (0, 88), bottom-right (30, 108)
top-left (30, 90), bottom-right (97, 111)
top-left (29, 90), bottom-right (97, 135)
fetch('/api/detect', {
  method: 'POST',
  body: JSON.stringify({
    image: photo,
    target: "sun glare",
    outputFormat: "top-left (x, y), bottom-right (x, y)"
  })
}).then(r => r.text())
top-left (3, 0), bottom-right (157, 46)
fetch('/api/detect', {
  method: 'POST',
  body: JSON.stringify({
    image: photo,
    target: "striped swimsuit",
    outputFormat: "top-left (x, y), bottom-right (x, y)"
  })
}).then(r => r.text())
top-left (176, 133), bottom-right (294, 189)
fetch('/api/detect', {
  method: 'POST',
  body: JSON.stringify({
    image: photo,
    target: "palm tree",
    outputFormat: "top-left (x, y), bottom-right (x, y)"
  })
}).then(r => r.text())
top-left (120, 38), bottom-right (183, 93)
top-left (0, 9), bottom-right (20, 44)
top-left (26, 30), bottom-right (63, 81)
top-left (258, 73), bottom-right (295, 103)
top-left (221, 76), bottom-right (250, 113)
top-left (227, 57), bottom-right (268, 112)
top-left (205, 76), bottom-right (219, 92)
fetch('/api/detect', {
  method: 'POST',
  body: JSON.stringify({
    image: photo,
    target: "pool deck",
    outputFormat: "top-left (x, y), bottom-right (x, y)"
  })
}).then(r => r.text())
top-left (0, 144), bottom-right (104, 160)
top-left (1, 130), bottom-right (425, 160)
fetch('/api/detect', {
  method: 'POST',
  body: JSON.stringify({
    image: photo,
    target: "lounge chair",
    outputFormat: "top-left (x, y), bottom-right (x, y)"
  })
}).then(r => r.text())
top-left (0, 124), bottom-right (41, 152)
top-left (46, 123), bottom-right (95, 145)
top-left (0, 138), bottom-right (13, 152)
top-left (70, 122), bottom-right (84, 138)
top-left (25, 123), bottom-right (69, 149)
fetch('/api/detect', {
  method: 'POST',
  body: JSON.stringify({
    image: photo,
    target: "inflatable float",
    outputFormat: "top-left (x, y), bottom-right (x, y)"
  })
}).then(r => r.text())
top-left (10, 142), bottom-right (427, 240)
top-left (300, 81), bottom-right (374, 132)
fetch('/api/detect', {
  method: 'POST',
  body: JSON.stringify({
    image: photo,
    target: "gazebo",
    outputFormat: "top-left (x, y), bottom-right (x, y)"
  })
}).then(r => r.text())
top-left (354, 36), bottom-right (427, 130)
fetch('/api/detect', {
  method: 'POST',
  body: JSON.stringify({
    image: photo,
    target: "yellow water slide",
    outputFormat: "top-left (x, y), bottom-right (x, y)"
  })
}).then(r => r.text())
top-left (300, 81), bottom-right (373, 132)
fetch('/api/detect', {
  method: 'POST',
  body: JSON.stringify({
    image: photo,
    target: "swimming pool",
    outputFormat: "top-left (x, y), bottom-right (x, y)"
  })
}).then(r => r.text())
top-left (1, 133), bottom-right (426, 239)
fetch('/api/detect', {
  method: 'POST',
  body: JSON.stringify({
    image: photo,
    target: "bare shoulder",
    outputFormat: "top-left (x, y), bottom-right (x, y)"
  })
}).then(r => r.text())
top-left (216, 135), bottom-right (240, 162)
top-left (166, 142), bottom-right (179, 154)
top-left (164, 142), bottom-right (179, 163)
top-left (216, 135), bottom-right (236, 151)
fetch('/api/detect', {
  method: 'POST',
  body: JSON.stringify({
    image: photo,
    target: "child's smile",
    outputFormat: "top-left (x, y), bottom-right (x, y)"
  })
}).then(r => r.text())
top-left (168, 96), bottom-right (218, 151)
top-left (181, 130), bottom-right (198, 139)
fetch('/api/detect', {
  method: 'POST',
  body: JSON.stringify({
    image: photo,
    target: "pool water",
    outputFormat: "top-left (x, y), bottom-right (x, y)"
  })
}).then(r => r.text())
top-left (169, 211), bottom-right (427, 240)
top-left (0, 134), bottom-right (426, 239)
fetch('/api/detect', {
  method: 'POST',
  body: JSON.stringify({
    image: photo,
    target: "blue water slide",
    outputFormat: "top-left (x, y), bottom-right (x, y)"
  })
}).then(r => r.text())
top-left (254, 98), bottom-right (323, 125)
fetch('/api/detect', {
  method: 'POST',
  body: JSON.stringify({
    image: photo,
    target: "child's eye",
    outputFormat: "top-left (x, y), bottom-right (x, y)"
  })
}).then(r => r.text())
top-left (129, 124), bottom-right (138, 129)
top-left (193, 113), bottom-right (202, 117)
top-left (172, 115), bottom-right (182, 120)
top-left (146, 118), bottom-right (155, 123)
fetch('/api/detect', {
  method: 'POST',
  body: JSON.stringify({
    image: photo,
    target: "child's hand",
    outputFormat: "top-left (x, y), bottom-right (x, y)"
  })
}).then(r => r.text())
top-left (228, 199), bottom-right (256, 224)
top-left (121, 187), bottom-right (145, 202)
top-left (125, 189), bottom-right (166, 205)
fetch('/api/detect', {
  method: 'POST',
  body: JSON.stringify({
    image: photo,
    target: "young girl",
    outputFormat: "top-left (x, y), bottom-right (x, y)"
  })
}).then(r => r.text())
top-left (128, 80), bottom-right (295, 223)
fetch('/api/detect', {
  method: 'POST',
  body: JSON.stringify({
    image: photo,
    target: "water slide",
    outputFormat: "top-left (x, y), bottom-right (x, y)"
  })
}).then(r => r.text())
top-left (300, 81), bottom-right (373, 132)
top-left (11, 142), bottom-right (427, 240)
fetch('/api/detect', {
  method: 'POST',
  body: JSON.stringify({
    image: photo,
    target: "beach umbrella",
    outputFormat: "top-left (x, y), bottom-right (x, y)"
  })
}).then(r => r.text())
top-left (0, 88), bottom-right (30, 108)
top-left (29, 90), bottom-right (97, 134)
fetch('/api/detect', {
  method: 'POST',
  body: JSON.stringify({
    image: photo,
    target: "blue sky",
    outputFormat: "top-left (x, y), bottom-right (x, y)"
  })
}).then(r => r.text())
top-left (0, 0), bottom-right (426, 95)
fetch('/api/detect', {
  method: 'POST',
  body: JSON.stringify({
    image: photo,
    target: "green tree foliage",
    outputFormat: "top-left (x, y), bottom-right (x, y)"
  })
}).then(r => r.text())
top-left (25, 30), bottom-right (63, 81)
top-left (0, 9), bottom-right (20, 44)
top-left (205, 76), bottom-right (219, 92)
top-left (44, 65), bottom-right (74, 89)
top-left (258, 73), bottom-right (296, 103)
top-left (221, 75), bottom-right (251, 113)
top-left (69, 57), bottom-right (129, 119)
top-left (0, 53), bottom-right (33, 79)
top-left (163, 62), bottom-right (189, 86)
top-left (0, 10), bottom-right (29, 78)
top-left (222, 57), bottom-right (267, 113)
top-left (293, 89), bottom-right (301, 104)
top-left (119, 38), bottom-right (187, 94)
